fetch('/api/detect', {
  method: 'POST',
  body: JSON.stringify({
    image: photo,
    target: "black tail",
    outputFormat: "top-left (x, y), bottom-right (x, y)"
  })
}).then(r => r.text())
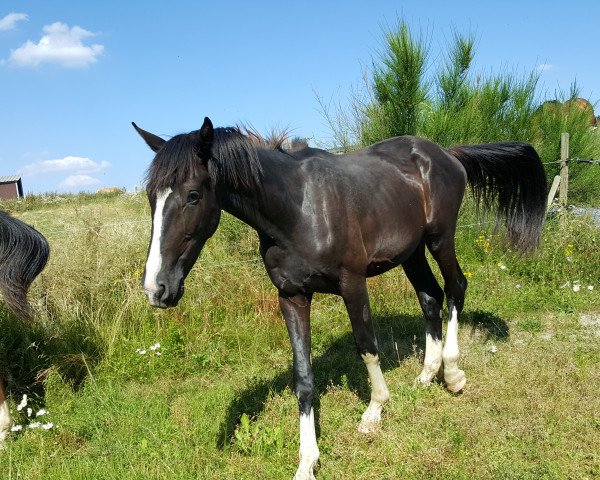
top-left (449, 142), bottom-right (547, 253)
top-left (0, 211), bottom-right (50, 319)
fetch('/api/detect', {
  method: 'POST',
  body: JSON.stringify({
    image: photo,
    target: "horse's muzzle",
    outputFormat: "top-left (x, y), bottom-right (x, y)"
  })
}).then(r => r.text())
top-left (143, 276), bottom-right (185, 308)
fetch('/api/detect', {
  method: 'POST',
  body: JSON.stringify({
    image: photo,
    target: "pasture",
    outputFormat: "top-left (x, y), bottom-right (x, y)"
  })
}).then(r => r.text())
top-left (0, 190), bottom-right (599, 479)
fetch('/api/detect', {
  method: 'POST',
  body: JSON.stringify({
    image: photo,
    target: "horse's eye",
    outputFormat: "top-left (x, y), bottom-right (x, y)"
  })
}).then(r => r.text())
top-left (187, 190), bottom-right (201, 204)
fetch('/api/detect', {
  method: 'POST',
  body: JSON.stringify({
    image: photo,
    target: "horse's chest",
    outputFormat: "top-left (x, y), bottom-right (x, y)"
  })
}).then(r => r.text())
top-left (260, 242), bottom-right (339, 295)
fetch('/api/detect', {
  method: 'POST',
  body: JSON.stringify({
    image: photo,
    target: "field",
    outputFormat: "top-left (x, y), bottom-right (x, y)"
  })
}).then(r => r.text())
top-left (0, 191), bottom-right (599, 479)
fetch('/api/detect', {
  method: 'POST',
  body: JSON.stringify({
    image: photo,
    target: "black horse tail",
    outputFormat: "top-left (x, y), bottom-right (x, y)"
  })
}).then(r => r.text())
top-left (448, 141), bottom-right (547, 253)
top-left (0, 210), bottom-right (50, 319)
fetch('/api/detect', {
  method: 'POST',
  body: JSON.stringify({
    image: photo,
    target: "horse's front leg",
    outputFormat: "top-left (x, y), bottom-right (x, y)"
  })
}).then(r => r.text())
top-left (279, 292), bottom-right (319, 480)
top-left (340, 273), bottom-right (390, 434)
top-left (0, 376), bottom-right (11, 444)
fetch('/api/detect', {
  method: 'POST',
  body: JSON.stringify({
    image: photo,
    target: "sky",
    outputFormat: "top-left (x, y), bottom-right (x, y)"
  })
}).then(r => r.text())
top-left (0, 1), bottom-right (599, 194)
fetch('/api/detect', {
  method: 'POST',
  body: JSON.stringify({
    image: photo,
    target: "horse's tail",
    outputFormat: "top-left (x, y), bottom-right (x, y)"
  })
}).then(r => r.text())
top-left (0, 211), bottom-right (50, 319)
top-left (448, 141), bottom-right (547, 253)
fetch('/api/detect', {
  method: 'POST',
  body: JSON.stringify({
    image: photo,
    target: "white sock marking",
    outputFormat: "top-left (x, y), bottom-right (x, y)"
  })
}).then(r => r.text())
top-left (443, 306), bottom-right (466, 390)
top-left (359, 353), bottom-right (390, 432)
top-left (443, 307), bottom-right (460, 364)
top-left (417, 328), bottom-right (443, 386)
top-left (144, 188), bottom-right (172, 300)
top-left (295, 408), bottom-right (319, 480)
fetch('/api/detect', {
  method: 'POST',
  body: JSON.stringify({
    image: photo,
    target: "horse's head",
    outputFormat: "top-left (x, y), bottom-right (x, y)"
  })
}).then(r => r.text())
top-left (133, 117), bottom-right (222, 308)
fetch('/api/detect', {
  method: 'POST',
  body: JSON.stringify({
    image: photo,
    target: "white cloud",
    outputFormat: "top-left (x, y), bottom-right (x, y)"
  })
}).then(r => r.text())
top-left (8, 22), bottom-right (104, 68)
top-left (59, 174), bottom-right (101, 188)
top-left (18, 156), bottom-right (110, 177)
top-left (0, 12), bottom-right (28, 31)
top-left (537, 63), bottom-right (554, 73)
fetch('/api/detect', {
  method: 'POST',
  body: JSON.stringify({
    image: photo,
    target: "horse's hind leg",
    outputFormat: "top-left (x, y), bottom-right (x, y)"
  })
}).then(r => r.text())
top-left (402, 243), bottom-right (445, 386)
top-left (427, 234), bottom-right (468, 393)
top-left (0, 376), bottom-right (10, 443)
top-left (340, 273), bottom-right (390, 434)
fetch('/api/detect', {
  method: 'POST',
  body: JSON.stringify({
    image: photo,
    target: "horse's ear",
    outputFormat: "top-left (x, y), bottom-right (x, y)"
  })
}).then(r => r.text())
top-left (197, 117), bottom-right (214, 156)
top-left (132, 122), bottom-right (166, 152)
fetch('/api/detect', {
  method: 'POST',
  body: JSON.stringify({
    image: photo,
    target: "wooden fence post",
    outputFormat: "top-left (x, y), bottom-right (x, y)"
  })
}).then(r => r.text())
top-left (547, 175), bottom-right (561, 208)
top-left (559, 132), bottom-right (569, 206)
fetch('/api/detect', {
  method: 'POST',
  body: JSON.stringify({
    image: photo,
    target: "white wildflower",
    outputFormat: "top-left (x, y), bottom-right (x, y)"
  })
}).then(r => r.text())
top-left (155, 351), bottom-right (162, 357)
top-left (573, 284), bottom-right (581, 292)
top-left (516, 283), bottom-right (522, 289)
top-left (26, 408), bottom-right (32, 417)
top-left (10, 425), bottom-right (23, 432)
top-left (28, 422), bottom-right (41, 429)
top-left (588, 285), bottom-right (594, 291)
top-left (16, 394), bottom-right (27, 411)
top-left (499, 264), bottom-right (507, 270)
top-left (149, 343), bottom-right (161, 351)
top-left (36, 409), bottom-right (48, 417)
top-left (136, 349), bottom-right (147, 355)
top-left (41, 422), bottom-right (54, 430)
top-left (489, 345), bottom-right (498, 354)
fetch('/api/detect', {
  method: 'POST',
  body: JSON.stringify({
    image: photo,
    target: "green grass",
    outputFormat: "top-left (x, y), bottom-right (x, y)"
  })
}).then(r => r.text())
top-left (1, 192), bottom-right (599, 479)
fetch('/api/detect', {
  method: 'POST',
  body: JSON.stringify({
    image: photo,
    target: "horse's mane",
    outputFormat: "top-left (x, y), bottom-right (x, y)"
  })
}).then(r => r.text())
top-left (243, 126), bottom-right (309, 152)
top-left (146, 126), bottom-right (309, 197)
top-left (0, 210), bottom-right (49, 319)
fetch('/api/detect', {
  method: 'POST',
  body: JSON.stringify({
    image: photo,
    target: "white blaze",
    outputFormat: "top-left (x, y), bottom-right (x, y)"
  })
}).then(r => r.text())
top-left (144, 188), bottom-right (172, 299)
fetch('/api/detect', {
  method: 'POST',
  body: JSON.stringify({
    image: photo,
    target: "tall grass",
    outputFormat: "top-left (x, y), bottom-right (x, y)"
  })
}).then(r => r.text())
top-left (0, 191), bottom-right (599, 479)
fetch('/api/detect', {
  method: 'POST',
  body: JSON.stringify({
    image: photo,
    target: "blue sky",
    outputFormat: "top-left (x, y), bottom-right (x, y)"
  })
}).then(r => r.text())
top-left (1, 1), bottom-right (598, 194)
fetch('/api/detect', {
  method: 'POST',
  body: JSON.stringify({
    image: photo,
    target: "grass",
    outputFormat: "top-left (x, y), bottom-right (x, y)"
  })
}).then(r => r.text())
top-left (0, 191), bottom-right (599, 479)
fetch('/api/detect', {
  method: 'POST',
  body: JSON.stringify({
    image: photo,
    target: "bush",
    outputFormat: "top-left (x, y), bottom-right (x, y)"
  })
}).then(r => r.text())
top-left (319, 20), bottom-right (600, 205)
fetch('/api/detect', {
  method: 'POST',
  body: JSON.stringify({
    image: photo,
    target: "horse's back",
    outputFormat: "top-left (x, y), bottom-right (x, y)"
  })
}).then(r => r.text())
top-left (286, 136), bottom-right (464, 275)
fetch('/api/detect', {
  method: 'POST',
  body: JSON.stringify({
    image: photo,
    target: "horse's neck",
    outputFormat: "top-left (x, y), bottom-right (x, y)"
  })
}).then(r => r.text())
top-left (219, 153), bottom-right (302, 240)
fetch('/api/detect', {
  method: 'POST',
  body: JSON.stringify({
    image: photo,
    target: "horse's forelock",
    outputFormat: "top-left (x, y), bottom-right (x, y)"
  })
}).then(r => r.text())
top-left (145, 132), bottom-right (200, 198)
top-left (145, 126), bottom-right (271, 197)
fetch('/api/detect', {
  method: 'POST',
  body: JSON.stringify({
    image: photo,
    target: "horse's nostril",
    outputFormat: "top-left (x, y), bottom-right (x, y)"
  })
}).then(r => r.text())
top-left (157, 283), bottom-right (167, 300)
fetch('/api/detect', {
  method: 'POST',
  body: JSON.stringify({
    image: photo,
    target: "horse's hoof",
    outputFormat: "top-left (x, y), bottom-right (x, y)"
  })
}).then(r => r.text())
top-left (358, 419), bottom-right (380, 434)
top-left (293, 469), bottom-right (316, 480)
top-left (446, 370), bottom-right (467, 393)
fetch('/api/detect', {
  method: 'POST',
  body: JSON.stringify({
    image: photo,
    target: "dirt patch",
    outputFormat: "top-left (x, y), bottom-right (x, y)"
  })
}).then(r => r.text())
top-left (579, 313), bottom-right (600, 336)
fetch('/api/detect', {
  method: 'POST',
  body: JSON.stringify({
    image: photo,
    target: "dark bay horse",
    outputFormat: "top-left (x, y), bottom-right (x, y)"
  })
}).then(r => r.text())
top-left (0, 210), bottom-right (49, 442)
top-left (134, 118), bottom-right (547, 479)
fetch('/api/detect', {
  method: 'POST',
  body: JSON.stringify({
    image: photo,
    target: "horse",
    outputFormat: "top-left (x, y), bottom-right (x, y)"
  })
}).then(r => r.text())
top-left (133, 117), bottom-right (547, 479)
top-left (0, 210), bottom-right (50, 443)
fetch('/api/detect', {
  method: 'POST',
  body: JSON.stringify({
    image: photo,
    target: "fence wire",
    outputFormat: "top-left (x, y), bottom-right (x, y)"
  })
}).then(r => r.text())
top-left (543, 158), bottom-right (600, 165)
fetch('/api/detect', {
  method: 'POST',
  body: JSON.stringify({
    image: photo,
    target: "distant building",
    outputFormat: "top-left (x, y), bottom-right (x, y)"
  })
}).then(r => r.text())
top-left (0, 176), bottom-right (24, 200)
